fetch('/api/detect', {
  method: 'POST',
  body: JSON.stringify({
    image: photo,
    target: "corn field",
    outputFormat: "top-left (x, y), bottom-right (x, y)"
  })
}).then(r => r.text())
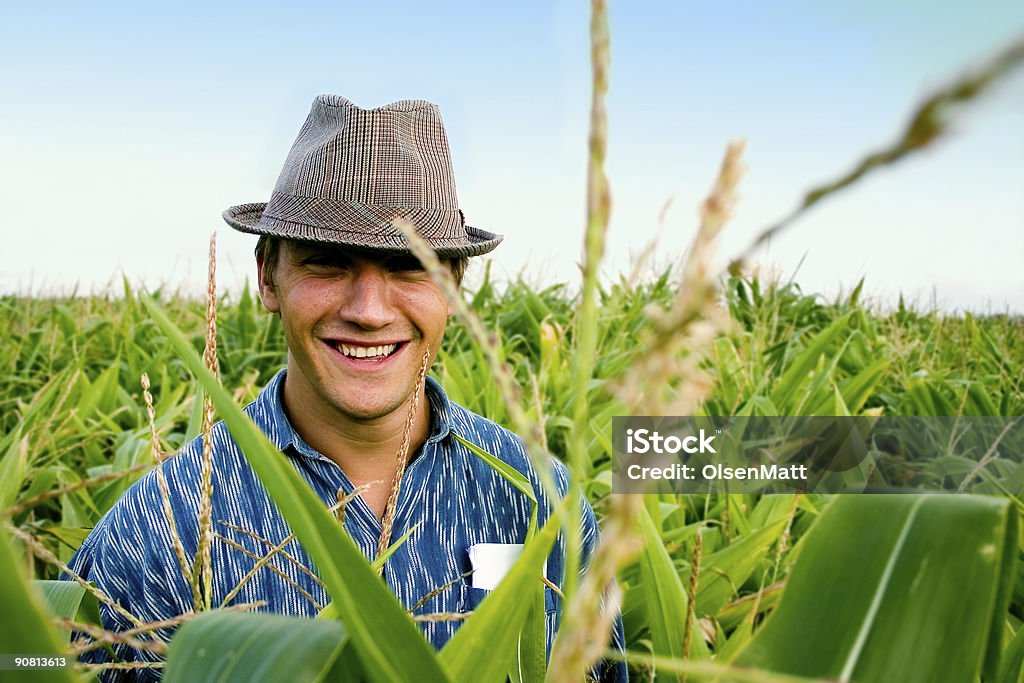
top-left (4, 2), bottom-right (1024, 681)
top-left (3, 263), bottom-right (1023, 682)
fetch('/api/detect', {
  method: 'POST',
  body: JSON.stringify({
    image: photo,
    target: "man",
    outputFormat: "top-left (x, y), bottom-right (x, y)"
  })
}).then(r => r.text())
top-left (68, 95), bottom-right (625, 681)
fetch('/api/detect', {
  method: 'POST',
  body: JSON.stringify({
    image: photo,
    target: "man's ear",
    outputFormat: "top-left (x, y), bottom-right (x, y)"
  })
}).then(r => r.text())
top-left (256, 253), bottom-right (281, 313)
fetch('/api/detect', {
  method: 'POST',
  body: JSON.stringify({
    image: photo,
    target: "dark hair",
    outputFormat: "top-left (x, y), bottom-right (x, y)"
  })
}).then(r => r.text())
top-left (255, 235), bottom-right (469, 288)
top-left (255, 234), bottom-right (282, 287)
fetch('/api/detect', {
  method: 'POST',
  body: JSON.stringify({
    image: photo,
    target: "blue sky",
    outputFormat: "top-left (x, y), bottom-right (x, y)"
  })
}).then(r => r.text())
top-left (3, 1), bottom-right (1022, 311)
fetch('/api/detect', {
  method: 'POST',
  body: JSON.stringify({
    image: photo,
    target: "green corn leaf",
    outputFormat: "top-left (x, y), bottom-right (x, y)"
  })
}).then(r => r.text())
top-left (21, 466), bottom-right (59, 506)
top-left (998, 619), bottom-right (1024, 683)
top-left (184, 383), bottom-right (207, 442)
top-left (905, 379), bottom-right (955, 416)
top-left (373, 522), bottom-right (421, 570)
top-left (966, 382), bottom-right (1000, 417)
top-left (449, 434), bottom-right (546, 683)
top-left (737, 495), bottom-right (1017, 682)
top-left (637, 503), bottom-right (708, 679)
top-left (36, 526), bottom-right (92, 553)
top-left (510, 576), bottom-right (547, 683)
top-left (316, 523), bottom-right (423, 619)
top-left (0, 529), bottom-right (78, 683)
top-left (34, 580), bottom-right (104, 643)
top-left (798, 336), bottom-right (853, 416)
top-left (834, 358), bottom-right (889, 415)
top-left (164, 611), bottom-right (346, 683)
top-left (979, 326), bottom-right (1017, 375)
top-left (770, 314), bottom-right (852, 412)
top-left (142, 295), bottom-right (451, 683)
top-left (715, 581), bottom-right (784, 634)
top-left (76, 360), bottom-right (120, 421)
top-left (689, 518), bottom-right (788, 617)
top-left (452, 432), bottom-right (538, 530)
top-left (0, 430), bottom-right (28, 511)
top-left (439, 497), bottom-right (565, 683)
top-left (716, 598), bottom-right (757, 663)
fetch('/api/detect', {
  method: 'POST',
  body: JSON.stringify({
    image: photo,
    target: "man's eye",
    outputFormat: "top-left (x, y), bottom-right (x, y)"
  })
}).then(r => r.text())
top-left (305, 256), bottom-right (350, 269)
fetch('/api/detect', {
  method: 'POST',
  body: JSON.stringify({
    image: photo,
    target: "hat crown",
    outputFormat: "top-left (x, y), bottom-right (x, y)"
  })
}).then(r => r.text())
top-left (221, 94), bottom-right (502, 258)
top-left (273, 95), bottom-right (459, 210)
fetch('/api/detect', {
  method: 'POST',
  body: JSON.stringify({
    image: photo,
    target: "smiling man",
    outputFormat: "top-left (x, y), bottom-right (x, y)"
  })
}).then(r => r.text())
top-left (67, 95), bottom-right (626, 681)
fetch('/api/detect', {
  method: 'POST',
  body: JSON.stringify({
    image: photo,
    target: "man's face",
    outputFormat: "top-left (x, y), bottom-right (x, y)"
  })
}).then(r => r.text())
top-left (258, 240), bottom-right (452, 424)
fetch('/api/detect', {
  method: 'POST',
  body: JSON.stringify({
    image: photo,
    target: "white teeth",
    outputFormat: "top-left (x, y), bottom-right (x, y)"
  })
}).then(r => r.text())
top-left (338, 343), bottom-right (397, 359)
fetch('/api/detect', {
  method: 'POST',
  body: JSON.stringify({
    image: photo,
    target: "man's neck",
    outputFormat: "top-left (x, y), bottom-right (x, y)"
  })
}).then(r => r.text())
top-left (279, 372), bottom-right (431, 518)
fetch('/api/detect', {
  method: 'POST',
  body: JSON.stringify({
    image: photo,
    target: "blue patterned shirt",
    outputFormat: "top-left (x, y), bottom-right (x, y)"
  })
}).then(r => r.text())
top-left (68, 370), bottom-right (626, 681)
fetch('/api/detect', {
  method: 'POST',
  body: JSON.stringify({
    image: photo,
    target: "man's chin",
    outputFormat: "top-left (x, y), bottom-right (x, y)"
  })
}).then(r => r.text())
top-left (327, 396), bottom-right (410, 423)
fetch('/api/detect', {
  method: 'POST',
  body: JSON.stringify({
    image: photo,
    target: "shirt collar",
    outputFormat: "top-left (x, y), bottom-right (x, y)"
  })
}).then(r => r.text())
top-left (255, 368), bottom-right (453, 459)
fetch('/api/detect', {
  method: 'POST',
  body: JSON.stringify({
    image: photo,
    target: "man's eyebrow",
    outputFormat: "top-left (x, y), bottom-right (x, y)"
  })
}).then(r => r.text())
top-left (291, 244), bottom-right (349, 259)
top-left (382, 253), bottom-right (423, 264)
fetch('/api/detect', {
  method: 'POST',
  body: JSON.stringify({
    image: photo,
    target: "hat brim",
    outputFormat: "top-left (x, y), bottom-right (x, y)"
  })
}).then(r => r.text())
top-left (223, 202), bottom-right (502, 258)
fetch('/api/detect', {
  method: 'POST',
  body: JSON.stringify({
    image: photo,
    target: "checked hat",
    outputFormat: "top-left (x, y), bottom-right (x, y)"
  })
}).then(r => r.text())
top-left (223, 94), bottom-right (502, 257)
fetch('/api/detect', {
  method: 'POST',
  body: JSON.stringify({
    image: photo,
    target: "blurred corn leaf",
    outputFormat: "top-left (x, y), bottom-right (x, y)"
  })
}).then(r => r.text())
top-left (34, 580), bottom-right (103, 643)
top-left (0, 429), bottom-right (28, 511)
top-left (737, 495), bottom-right (1017, 682)
top-left (637, 502), bottom-right (709, 679)
top-left (0, 528), bottom-right (78, 683)
top-left (999, 621), bottom-right (1024, 683)
top-left (449, 432), bottom-right (546, 683)
top-left (164, 611), bottom-right (347, 683)
top-left (439, 496), bottom-right (563, 683)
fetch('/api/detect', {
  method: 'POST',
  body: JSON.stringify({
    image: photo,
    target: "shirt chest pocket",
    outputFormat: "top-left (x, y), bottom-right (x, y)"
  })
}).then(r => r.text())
top-left (459, 583), bottom-right (558, 615)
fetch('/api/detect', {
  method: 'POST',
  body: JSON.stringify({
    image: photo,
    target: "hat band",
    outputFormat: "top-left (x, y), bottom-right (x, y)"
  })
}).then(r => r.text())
top-left (262, 191), bottom-right (465, 240)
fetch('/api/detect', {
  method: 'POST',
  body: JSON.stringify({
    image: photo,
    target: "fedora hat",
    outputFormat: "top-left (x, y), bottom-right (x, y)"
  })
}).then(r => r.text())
top-left (223, 94), bottom-right (502, 258)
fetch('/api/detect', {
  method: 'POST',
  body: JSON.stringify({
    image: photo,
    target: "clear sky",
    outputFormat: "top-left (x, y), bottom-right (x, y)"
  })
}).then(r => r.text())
top-left (3, 1), bottom-right (1022, 312)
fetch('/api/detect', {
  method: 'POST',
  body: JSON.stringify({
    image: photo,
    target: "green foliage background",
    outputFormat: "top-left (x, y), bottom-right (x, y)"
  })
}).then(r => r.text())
top-left (2, 272), bottom-right (1023, 680)
top-left (5, 274), bottom-right (1021, 567)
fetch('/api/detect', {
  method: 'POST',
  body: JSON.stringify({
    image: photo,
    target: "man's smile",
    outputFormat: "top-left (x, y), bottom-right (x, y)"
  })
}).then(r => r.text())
top-left (339, 342), bottom-right (398, 358)
top-left (324, 339), bottom-right (407, 364)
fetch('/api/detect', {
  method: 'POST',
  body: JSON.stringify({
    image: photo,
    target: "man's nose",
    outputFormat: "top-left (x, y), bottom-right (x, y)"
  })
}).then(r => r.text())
top-left (341, 264), bottom-right (396, 329)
